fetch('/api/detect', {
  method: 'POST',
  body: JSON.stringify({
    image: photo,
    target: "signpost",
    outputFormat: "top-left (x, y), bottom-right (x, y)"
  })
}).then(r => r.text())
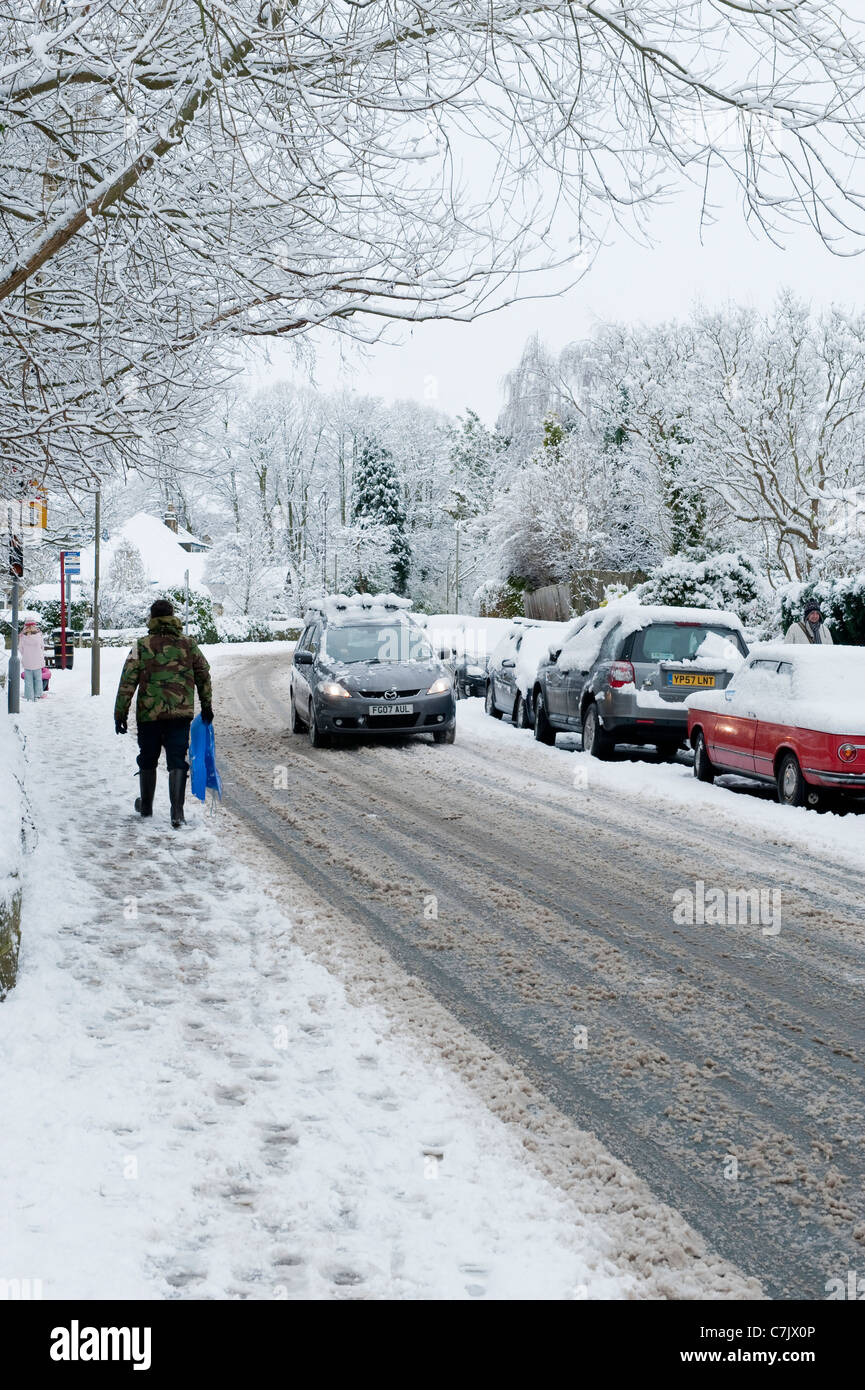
top-left (58, 549), bottom-right (79, 671)
top-left (59, 551), bottom-right (66, 670)
top-left (92, 492), bottom-right (101, 696)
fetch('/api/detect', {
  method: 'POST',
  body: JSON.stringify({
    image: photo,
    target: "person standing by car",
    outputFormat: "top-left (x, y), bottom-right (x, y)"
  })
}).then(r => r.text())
top-left (785, 600), bottom-right (834, 645)
top-left (18, 615), bottom-right (46, 702)
top-left (114, 599), bottom-right (213, 828)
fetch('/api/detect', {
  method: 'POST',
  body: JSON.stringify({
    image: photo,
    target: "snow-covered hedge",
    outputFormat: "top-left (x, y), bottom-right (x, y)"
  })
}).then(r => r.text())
top-left (635, 551), bottom-right (767, 624)
top-left (0, 716), bottom-right (25, 996)
top-left (216, 615), bottom-right (303, 643)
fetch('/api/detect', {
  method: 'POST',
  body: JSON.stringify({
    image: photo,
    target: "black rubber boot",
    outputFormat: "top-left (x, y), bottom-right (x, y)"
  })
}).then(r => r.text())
top-left (134, 769), bottom-right (157, 817)
top-left (168, 768), bottom-right (187, 829)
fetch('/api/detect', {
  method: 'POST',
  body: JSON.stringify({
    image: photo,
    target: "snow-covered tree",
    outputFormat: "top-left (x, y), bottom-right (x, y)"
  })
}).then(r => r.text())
top-left (107, 540), bottom-right (148, 594)
top-left (486, 416), bottom-right (601, 591)
top-left (352, 436), bottom-right (410, 594)
top-left (6, 0), bottom-right (865, 492)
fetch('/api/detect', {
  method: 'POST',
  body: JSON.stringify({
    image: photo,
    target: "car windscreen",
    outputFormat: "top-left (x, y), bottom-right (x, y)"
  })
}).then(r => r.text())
top-left (630, 623), bottom-right (747, 663)
top-left (324, 623), bottom-right (435, 665)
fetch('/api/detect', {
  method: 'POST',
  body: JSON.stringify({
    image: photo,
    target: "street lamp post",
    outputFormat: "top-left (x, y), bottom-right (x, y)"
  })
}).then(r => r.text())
top-left (7, 570), bottom-right (20, 714)
top-left (454, 521), bottom-right (461, 613)
top-left (91, 488), bottom-right (101, 696)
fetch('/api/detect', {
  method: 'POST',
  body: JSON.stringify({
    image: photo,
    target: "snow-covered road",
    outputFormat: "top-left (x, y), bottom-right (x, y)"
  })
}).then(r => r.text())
top-left (2, 649), bottom-right (756, 1300)
top-left (216, 649), bottom-right (865, 1300)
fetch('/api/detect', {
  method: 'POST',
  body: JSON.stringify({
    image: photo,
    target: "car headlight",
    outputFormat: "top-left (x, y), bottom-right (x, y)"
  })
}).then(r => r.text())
top-left (427, 676), bottom-right (452, 694)
top-left (319, 681), bottom-right (351, 699)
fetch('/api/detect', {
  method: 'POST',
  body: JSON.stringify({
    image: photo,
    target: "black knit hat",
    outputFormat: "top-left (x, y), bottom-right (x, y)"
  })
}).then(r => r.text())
top-left (150, 599), bottom-right (174, 619)
top-left (803, 599), bottom-right (821, 618)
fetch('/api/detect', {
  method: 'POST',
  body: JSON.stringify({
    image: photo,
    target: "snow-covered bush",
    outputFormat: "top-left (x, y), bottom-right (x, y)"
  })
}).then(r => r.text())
top-left (475, 576), bottom-right (529, 619)
top-left (8, 595), bottom-right (91, 635)
top-left (635, 551), bottom-right (767, 625)
top-left (156, 588), bottom-right (218, 643)
top-left (98, 585), bottom-right (155, 630)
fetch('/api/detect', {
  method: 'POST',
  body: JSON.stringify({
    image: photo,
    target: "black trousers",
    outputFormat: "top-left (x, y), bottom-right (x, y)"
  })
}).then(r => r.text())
top-left (136, 718), bottom-right (191, 773)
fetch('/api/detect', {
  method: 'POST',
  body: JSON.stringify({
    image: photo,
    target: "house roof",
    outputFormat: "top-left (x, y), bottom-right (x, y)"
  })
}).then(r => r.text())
top-left (78, 511), bottom-right (210, 591)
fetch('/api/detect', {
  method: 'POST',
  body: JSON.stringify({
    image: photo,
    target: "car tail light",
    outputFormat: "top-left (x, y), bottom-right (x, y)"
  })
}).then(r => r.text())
top-left (837, 743), bottom-right (858, 763)
top-left (608, 660), bottom-right (635, 689)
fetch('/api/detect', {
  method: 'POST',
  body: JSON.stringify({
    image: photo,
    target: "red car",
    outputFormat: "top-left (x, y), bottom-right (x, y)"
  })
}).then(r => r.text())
top-left (686, 644), bottom-right (865, 808)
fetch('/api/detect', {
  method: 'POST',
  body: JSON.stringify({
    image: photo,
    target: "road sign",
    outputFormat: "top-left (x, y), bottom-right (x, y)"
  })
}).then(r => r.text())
top-left (64, 548), bottom-right (81, 575)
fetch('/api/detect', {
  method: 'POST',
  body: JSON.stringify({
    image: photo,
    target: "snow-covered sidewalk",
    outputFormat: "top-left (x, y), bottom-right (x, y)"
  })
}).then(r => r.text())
top-left (1, 653), bottom-right (654, 1300)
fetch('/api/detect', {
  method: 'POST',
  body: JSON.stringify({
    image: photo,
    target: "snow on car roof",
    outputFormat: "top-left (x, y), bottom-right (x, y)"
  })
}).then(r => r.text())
top-left (556, 598), bottom-right (744, 673)
top-left (305, 593), bottom-right (414, 624)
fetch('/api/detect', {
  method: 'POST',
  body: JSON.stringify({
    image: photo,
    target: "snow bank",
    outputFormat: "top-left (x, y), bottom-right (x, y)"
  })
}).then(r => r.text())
top-left (0, 711), bottom-right (25, 993)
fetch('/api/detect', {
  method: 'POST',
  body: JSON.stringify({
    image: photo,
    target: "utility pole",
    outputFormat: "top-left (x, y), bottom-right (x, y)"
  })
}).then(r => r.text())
top-left (184, 568), bottom-right (190, 634)
top-left (59, 550), bottom-right (67, 670)
top-left (91, 489), bottom-right (101, 696)
top-left (454, 522), bottom-right (461, 613)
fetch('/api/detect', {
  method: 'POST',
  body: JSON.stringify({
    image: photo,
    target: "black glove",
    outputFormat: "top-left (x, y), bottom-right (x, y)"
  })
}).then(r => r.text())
top-left (200, 706), bottom-right (214, 725)
top-left (115, 717), bottom-right (127, 734)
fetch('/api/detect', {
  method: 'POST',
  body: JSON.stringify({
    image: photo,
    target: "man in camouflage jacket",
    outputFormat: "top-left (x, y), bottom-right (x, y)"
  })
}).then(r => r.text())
top-left (114, 599), bottom-right (213, 827)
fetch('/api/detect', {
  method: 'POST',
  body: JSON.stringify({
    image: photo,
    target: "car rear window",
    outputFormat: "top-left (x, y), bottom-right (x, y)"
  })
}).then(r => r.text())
top-left (630, 623), bottom-right (747, 663)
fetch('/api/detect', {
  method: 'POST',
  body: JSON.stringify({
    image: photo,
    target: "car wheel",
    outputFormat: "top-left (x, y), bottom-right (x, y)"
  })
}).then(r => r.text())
top-left (692, 729), bottom-right (715, 783)
top-left (656, 739), bottom-right (681, 762)
top-left (434, 725), bottom-right (456, 744)
top-left (776, 752), bottom-right (818, 808)
top-left (533, 690), bottom-right (556, 745)
top-left (485, 681), bottom-right (503, 719)
top-left (514, 693), bottom-right (532, 729)
top-left (582, 701), bottom-right (614, 759)
top-left (308, 701), bottom-right (331, 749)
top-left (290, 688), bottom-right (306, 733)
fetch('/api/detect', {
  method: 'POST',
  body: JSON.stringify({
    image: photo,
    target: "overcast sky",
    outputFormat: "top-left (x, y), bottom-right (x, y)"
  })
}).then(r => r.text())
top-left (249, 177), bottom-right (858, 427)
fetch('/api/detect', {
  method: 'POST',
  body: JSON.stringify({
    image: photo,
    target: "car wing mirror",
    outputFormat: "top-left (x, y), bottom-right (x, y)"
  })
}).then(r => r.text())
top-left (501, 658), bottom-right (516, 668)
top-left (294, 649), bottom-right (313, 665)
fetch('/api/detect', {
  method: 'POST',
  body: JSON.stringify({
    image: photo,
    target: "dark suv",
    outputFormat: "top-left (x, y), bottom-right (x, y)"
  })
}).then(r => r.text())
top-left (532, 604), bottom-right (747, 758)
top-left (290, 600), bottom-right (456, 747)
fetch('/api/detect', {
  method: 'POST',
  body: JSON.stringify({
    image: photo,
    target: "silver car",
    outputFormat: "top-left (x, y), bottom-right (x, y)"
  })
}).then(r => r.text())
top-left (532, 607), bottom-right (748, 758)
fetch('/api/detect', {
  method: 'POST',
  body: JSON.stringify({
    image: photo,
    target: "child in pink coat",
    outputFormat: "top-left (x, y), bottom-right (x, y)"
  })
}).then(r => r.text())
top-left (19, 619), bottom-right (46, 702)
